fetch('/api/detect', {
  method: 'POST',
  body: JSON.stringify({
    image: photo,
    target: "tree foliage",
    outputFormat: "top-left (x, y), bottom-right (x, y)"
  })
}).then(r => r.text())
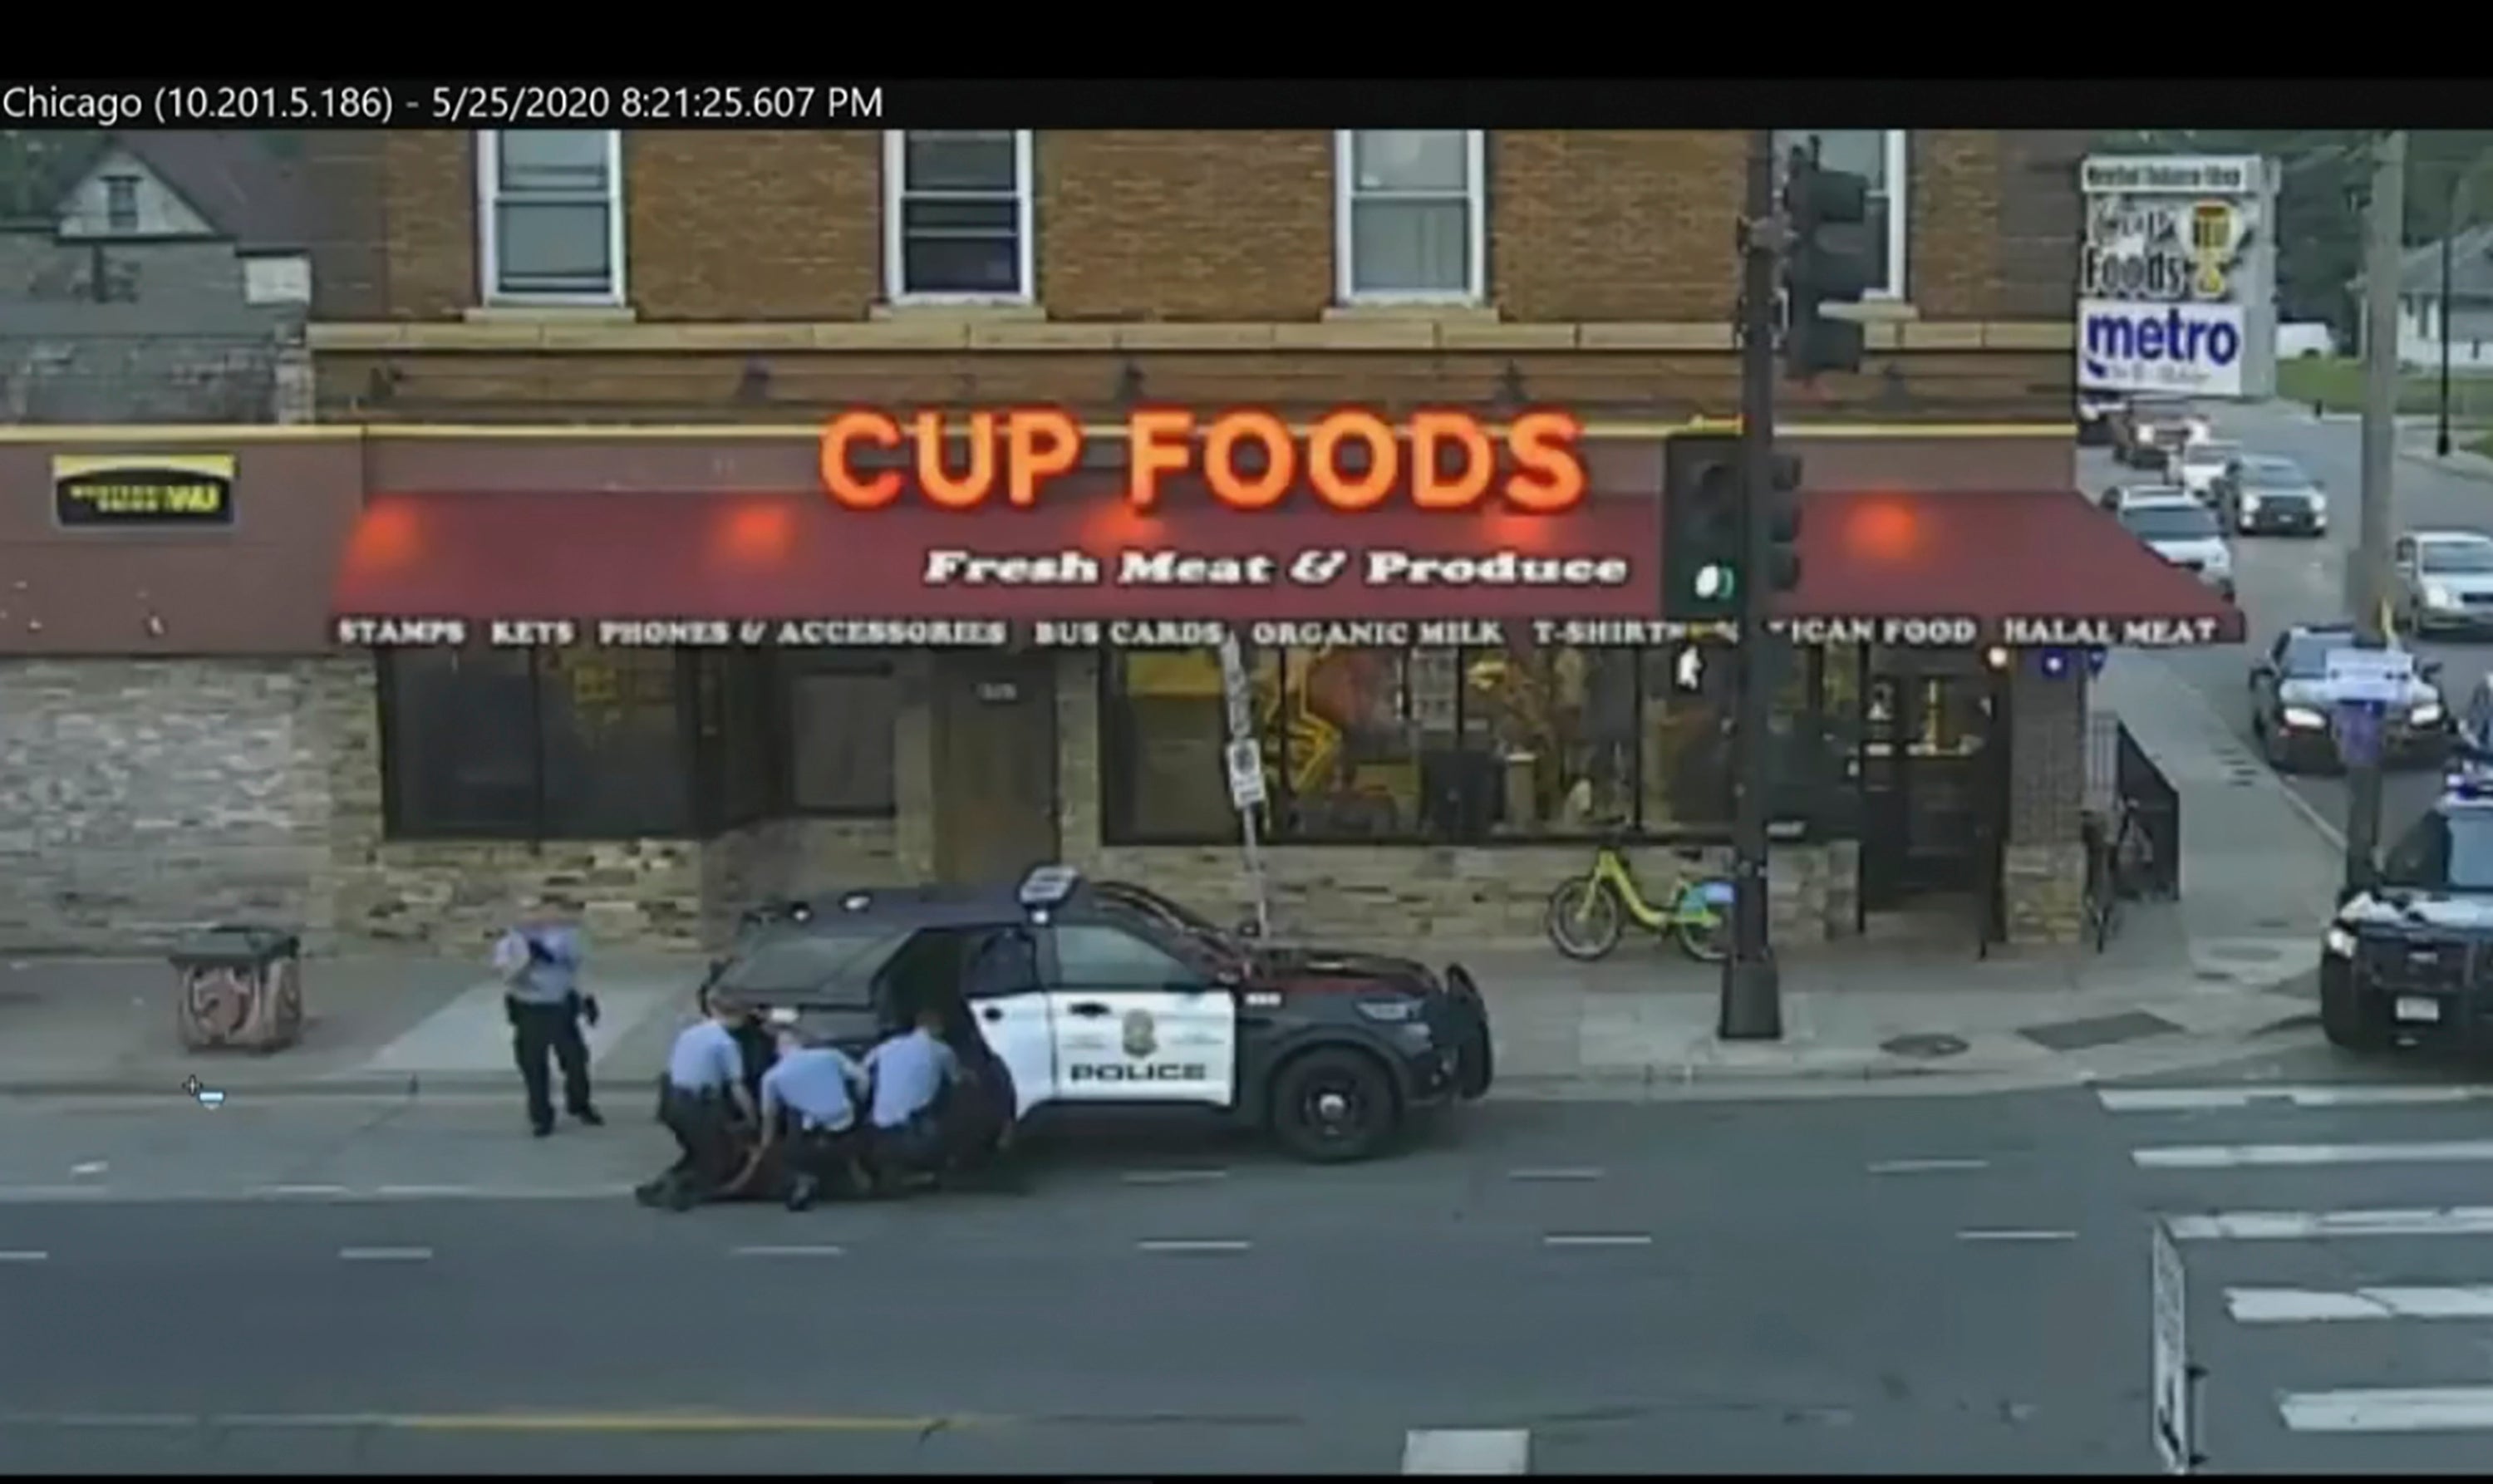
top-left (0, 130), bottom-right (107, 221)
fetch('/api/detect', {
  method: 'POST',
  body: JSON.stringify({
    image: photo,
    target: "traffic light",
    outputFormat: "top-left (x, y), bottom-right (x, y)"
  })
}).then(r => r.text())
top-left (1663, 431), bottom-right (1743, 622)
top-left (1763, 452), bottom-right (1804, 593)
top-left (1781, 143), bottom-right (1874, 379)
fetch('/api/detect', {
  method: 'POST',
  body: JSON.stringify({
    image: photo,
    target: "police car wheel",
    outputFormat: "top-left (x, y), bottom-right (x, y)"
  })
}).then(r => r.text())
top-left (1270, 1048), bottom-right (1399, 1164)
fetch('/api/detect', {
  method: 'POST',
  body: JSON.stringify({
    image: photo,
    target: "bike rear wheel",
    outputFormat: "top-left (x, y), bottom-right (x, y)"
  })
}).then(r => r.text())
top-left (1545, 878), bottom-right (1625, 961)
top-left (1673, 901), bottom-right (1733, 964)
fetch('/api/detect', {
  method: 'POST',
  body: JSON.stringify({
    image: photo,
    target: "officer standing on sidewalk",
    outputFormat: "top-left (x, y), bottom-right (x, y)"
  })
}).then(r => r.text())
top-left (492, 893), bottom-right (604, 1138)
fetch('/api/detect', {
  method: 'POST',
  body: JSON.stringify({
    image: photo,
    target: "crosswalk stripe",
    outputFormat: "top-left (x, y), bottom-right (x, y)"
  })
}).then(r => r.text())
top-left (2229, 1285), bottom-right (2493, 1322)
top-left (1402, 1428), bottom-right (1531, 1473)
top-left (2135, 1139), bottom-right (2493, 1169)
top-left (2281, 1388), bottom-right (2493, 1432)
top-left (2168, 1208), bottom-right (2493, 1241)
top-left (2099, 1084), bottom-right (2493, 1112)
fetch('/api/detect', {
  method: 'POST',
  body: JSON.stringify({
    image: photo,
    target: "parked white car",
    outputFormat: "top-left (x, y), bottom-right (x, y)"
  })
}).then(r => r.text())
top-left (2117, 494), bottom-right (2235, 600)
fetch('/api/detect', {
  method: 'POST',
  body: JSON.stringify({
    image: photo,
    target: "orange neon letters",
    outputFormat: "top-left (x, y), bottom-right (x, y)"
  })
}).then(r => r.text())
top-left (819, 406), bottom-right (1587, 514)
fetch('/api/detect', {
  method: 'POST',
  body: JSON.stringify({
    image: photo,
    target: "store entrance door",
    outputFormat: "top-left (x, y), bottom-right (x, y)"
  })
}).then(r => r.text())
top-left (931, 652), bottom-right (1060, 884)
top-left (1858, 665), bottom-right (2000, 915)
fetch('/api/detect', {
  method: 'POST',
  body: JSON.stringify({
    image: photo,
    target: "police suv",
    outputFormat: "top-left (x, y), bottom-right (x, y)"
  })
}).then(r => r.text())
top-left (698, 867), bottom-right (1494, 1162)
top-left (2321, 770), bottom-right (2493, 1052)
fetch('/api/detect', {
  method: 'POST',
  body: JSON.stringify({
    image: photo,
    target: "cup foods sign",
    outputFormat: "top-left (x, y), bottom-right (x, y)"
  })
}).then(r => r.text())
top-left (2078, 155), bottom-right (2278, 400)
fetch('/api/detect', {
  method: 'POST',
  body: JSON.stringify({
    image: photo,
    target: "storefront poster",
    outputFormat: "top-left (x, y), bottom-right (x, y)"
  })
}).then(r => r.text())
top-left (52, 453), bottom-right (236, 527)
top-left (2078, 155), bottom-right (2279, 400)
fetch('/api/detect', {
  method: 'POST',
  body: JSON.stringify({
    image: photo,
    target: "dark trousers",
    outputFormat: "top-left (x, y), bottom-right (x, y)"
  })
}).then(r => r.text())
top-left (867, 1113), bottom-right (943, 1182)
top-left (778, 1119), bottom-right (867, 1198)
top-left (657, 1084), bottom-right (749, 1200)
top-left (511, 1000), bottom-right (593, 1128)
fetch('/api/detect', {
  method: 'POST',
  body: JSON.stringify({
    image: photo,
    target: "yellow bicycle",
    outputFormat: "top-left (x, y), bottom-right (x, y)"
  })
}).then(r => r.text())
top-left (1544, 833), bottom-right (1736, 963)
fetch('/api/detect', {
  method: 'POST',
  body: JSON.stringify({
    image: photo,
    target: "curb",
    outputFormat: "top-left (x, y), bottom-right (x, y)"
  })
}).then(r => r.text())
top-left (2400, 446), bottom-right (2493, 486)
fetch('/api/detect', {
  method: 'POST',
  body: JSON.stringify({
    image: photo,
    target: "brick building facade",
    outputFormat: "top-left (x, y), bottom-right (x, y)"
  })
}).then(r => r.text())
top-left (0, 129), bottom-right (2242, 956)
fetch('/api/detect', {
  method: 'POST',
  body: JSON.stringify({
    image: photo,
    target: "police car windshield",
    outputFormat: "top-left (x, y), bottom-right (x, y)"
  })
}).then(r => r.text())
top-left (2382, 810), bottom-right (2493, 893)
top-left (2121, 504), bottom-right (2219, 540)
top-left (1091, 882), bottom-right (1241, 963)
top-left (713, 929), bottom-right (906, 1003)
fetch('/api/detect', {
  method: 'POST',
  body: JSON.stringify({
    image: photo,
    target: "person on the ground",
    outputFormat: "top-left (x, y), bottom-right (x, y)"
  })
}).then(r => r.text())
top-left (754, 1025), bottom-right (870, 1211)
top-left (641, 995), bottom-right (758, 1211)
top-left (862, 1005), bottom-right (963, 1189)
top-left (491, 894), bottom-right (602, 1138)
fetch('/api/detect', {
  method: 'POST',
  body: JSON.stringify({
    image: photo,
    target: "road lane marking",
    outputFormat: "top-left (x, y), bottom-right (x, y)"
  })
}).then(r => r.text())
top-left (1403, 1427), bottom-right (1532, 1473)
top-left (257, 1184), bottom-right (350, 1197)
top-left (2230, 1285), bottom-right (2493, 1322)
top-left (2135, 1140), bottom-right (2493, 1169)
top-left (337, 1246), bottom-right (431, 1262)
top-left (0, 1410), bottom-right (980, 1433)
top-left (2099, 1084), bottom-right (2493, 1112)
top-left (2168, 1208), bottom-right (2493, 1241)
top-left (0, 1250), bottom-right (47, 1262)
top-left (69, 1161), bottom-right (106, 1177)
top-left (1957, 1229), bottom-right (2077, 1243)
top-left (1867, 1158), bottom-right (1990, 1174)
top-left (730, 1245), bottom-right (845, 1259)
top-left (373, 1184), bottom-right (479, 1197)
top-left (1119, 1168), bottom-right (1228, 1185)
top-left (1542, 1233), bottom-right (1652, 1248)
top-left (2281, 1388), bottom-right (2493, 1432)
top-left (1508, 1167), bottom-right (1605, 1182)
top-left (1136, 1239), bottom-right (1251, 1254)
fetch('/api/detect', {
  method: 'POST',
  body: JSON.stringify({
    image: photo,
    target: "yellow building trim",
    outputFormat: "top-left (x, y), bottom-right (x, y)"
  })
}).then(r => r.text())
top-left (307, 318), bottom-right (2079, 356)
top-left (0, 420), bottom-right (2079, 446)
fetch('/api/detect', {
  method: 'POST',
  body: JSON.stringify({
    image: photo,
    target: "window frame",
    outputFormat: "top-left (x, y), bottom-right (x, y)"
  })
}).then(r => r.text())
top-left (1778, 130), bottom-right (1910, 302)
top-left (1332, 129), bottom-right (1489, 307)
top-left (780, 653), bottom-right (901, 819)
top-left (101, 174), bottom-right (140, 233)
top-left (882, 129), bottom-right (1037, 307)
top-left (475, 129), bottom-right (628, 307)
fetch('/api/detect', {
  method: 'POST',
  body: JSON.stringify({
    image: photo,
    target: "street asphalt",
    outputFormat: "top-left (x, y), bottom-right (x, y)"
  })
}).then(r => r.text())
top-left (2137, 401), bottom-right (2493, 849)
top-left (12, 1053), bottom-right (2493, 1472)
top-left (0, 1094), bottom-right (2146, 1475)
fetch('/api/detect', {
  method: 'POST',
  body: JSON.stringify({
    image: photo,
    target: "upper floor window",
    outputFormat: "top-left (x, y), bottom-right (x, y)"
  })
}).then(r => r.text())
top-left (883, 130), bottom-right (1035, 304)
top-left (477, 130), bottom-right (626, 305)
top-left (1778, 130), bottom-right (1908, 300)
top-left (1335, 130), bottom-right (1486, 305)
top-left (102, 175), bottom-right (139, 233)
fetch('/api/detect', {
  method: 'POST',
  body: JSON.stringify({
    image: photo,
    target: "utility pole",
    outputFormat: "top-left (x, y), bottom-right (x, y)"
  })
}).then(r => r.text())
top-left (1720, 126), bottom-right (1783, 1041)
top-left (2345, 129), bottom-right (2406, 898)
top-left (2438, 172), bottom-right (2472, 459)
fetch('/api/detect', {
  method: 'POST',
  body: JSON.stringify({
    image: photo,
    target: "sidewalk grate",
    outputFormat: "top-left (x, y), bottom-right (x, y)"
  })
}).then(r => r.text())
top-left (2018, 1010), bottom-right (2182, 1053)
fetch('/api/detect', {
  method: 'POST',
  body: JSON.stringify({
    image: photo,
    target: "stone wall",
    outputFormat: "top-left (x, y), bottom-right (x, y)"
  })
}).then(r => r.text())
top-left (1050, 651), bottom-right (1857, 946)
top-left (2002, 666), bottom-right (2088, 945)
top-left (0, 657), bottom-right (335, 951)
top-left (0, 656), bottom-right (898, 956)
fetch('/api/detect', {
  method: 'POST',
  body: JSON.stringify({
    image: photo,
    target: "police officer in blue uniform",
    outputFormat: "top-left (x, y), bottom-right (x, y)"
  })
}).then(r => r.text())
top-left (862, 1006), bottom-right (963, 1190)
top-left (640, 995), bottom-right (759, 1211)
top-left (754, 1025), bottom-right (870, 1211)
top-left (492, 897), bottom-right (602, 1138)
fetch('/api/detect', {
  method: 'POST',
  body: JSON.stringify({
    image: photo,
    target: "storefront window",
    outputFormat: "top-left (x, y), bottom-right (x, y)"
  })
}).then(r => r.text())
top-left (784, 656), bottom-right (897, 815)
top-left (1099, 640), bottom-right (1856, 847)
top-left (381, 647), bottom-right (896, 841)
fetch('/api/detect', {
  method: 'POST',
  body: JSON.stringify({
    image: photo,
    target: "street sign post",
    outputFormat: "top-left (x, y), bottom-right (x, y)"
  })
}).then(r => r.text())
top-left (1216, 635), bottom-right (1273, 939)
top-left (2323, 647), bottom-right (2416, 704)
top-left (2332, 700), bottom-right (2386, 769)
top-left (2151, 1218), bottom-right (2205, 1474)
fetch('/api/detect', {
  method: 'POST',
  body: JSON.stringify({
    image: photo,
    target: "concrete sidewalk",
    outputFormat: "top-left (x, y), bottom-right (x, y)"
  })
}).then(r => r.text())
top-left (2398, 423), bottom-right (2493, 484)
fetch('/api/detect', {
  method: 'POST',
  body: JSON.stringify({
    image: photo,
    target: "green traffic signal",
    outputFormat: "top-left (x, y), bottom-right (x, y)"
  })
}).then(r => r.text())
top-left (1694, 563), bottom-right (1738, 602)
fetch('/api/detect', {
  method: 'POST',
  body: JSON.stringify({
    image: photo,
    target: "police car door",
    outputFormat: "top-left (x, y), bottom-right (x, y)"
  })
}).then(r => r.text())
top-left (961, 926), bottom-right (1056, 1118)
top-left (1043, 922), bottom-right (1237, 1107)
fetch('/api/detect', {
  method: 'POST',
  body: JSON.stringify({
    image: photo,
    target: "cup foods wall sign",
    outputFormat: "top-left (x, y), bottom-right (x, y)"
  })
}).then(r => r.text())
top-left (2078, 154), bottom-right (2279, 400)
top-left (52, 453), bottom-right (236, 528)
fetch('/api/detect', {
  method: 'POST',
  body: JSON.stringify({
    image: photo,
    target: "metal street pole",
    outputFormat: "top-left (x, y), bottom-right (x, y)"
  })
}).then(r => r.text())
top-left (1720, 126), bottom-right (1782, 1041)
top-left (2438, 173), bottom-right (2472, 458)
top-left (2346, 129), bottom-right (2407, 899)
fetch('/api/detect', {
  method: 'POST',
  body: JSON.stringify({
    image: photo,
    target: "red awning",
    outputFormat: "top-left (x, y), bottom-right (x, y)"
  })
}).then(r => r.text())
top-left (1783, 488), bottom-right (2245, 646)
top-left (329, 483), bottom-right (2243, 646)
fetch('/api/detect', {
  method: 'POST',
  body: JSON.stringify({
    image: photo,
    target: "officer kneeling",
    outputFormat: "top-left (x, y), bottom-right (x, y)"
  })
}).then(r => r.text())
top-left (754, 1024), bottom-right (871, 1211)
top-left (640, 995), bottom-right (759, 1212)
top-left (862, 1006), bottom-right (964, 1192)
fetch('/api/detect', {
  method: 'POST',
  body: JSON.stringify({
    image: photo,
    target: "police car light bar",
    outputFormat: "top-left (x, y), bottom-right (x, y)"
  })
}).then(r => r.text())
top-left (1019, 864), bottom-right (1083, 909)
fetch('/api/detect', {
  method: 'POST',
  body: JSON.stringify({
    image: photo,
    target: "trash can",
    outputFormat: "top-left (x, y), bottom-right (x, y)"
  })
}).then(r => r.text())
top-left (171, 925), bottom-right (304, 1053)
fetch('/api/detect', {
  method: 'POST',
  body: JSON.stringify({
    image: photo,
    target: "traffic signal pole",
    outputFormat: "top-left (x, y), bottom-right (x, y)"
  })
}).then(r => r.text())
top-left (1720, 126), bottom-right (1784, 1041)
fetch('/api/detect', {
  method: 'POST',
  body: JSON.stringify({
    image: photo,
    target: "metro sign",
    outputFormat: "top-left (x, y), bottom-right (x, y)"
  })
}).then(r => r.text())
top-left (819, 405), bottom-right (1590, 515)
